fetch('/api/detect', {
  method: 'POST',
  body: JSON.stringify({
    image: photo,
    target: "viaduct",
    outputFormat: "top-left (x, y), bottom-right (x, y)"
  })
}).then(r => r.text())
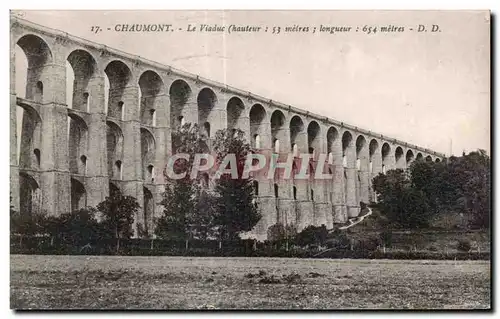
top-left (10, 17), bottom-right (446, 240)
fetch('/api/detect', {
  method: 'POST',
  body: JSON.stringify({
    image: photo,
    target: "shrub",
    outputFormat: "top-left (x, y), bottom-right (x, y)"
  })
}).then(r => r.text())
top-left (457, 240), bottom-right (472, 252)
top-left (295, 225), bottom-right (328, 247)
top-left (379, 230), bottom-right (393, 248)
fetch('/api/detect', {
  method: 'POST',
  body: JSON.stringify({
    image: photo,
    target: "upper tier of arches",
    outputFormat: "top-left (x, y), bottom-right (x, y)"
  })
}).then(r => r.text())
top-left (12, 25), bottom-right (446, 166)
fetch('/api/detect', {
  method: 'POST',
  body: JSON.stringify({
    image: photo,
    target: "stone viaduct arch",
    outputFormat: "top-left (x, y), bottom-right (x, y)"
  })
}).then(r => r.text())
top-left (10, 18), bottom-right (446, 240)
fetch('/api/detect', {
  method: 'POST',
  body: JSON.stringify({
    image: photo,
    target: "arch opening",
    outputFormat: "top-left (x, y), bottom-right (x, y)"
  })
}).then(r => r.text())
top-left (369, 139), bottom-right (379, 173)
top-left (342, 131), bottom-right (353, 168)
top-left (66, 50), bottom-right (97, 112)
top-left (70, 178), bottom-right (86, 212)
top-left (197, 88), bottom-right (217, 137)
top-left (249, 104), bottom-right (266, 149)
top-left (15, 35), bottom-right (53, 102)
top-left (382, 142), bottom-right (391, 173)
top-left (356, 135), bottom-right (367, 171)
top-left (406, 150), bottom-right (415, 168)
top-left (17, 106), bottom-right (42, 170)
top-left (169, 80), bottom-right (192, 129)
top-left (106, 121), bottom-right (124, 179)
top-left (395, 146), bottom-right (404, 169)
top-left (290, 116), bottom-right (305, 155)
top-left (271, 110), bottom-right (286, 153)
top-left (327, 127), bottom-right (339, 164)
top-left (105, 60), bottom-right (132, 119)
top-left (307, 121), bottom-right (321, 158)
top-left (139, 70), bottom-right (164, 126)
top-left (68, 114), bottom-right (88, 175)
top-left (227, 97), bottom-right (245, 131)
top-left (19, 172), bottom-right (41, 216)
top-left (140, 128), bottom-right (156, 180)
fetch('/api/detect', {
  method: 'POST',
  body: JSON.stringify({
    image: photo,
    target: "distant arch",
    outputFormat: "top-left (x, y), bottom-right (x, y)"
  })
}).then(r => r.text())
top-left (355, 135), bottom-right (367, 171)
top-left (17, 105), bottom-right (42, 170)
top-left (342, 131), bottom-right (353, 167)
top-left (369, 139), bottom-right (379, 173)
top-left (106, 121), bottom-right (124, 179)
top-left (271, 110), bottom-right (286, 153)
top-left (395, 146), bottom-right (405, 169)
top-left (170, 79), bottom-right (192, 129)
top-left (307, 121), bottom-right (321, 156)
top-left (227, 97), bottom-right (245, 131)
top-left (197, 88), bottom-right (217, 137)
top-left (381, 142), bottom-right (391, 173)
top-left (249, 104), bottom-right (267, 148)
top-left (141, 128), bottom-right (156, 180)
top-left (139, 70), bottom-right (164, 126)
top-left (406, 149), bottom-right (415, 168)
top-left (66, 49), bottom-right (98, 111)
top-left (290, 115), bottom-right (305, 154)
top-left (105, 60), bottom-right (132, 119)
top-left (327, 127), bottom-right (339, 164)
top-left (68, 113), bottom-right (88, 175)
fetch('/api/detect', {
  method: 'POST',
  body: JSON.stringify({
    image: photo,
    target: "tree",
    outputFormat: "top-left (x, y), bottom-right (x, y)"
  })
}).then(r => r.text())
top-left (155, 123), bottom-right (213, 247)
top-left (373, 150), bottom-right (490, 230)
top-left (449, 150), bottom-right (490, 229)
top-left (372, 169), bottom-right (432, 228)
top-left (211, 128), bottom-right (261, 242)
top-left (155, 180), bottom-right (199, 247)
top-left (96, 188), bottom-right (139, 253)
top-left (170, 123), bottom-right (210, 176)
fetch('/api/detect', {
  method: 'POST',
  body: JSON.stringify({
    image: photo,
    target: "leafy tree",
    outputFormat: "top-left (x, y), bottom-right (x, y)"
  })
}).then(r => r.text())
top-left (96, 188), bottom-right (139, 253)
top-left (373, 150), bottom-right (490, 230)
top-left (452, 150), bottom-right (490, 229)
top-left (170, 123), bottom-right (210, 177)
top-left (212, 128), bottom-right (261, 242)
top-left (372, 169), bottom-right (432, 228)
top-left (195, 189), bottom-right (218, 240)
top-left (155, 180), bottom-right (199, 247)
top-left (155, 123), bottom-right (213, 247)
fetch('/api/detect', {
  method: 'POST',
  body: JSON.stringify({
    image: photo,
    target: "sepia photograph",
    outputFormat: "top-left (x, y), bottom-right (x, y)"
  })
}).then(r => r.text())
top-left (8, 9), bottom-right (491, 310)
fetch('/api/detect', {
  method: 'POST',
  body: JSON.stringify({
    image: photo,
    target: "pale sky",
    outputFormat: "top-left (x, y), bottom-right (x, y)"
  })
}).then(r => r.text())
top-left (13, 10), bottom-right (490, 156)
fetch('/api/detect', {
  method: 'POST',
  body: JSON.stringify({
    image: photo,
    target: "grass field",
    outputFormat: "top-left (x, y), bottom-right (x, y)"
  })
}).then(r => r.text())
top-left (10, 255), bottom-right (490, 310)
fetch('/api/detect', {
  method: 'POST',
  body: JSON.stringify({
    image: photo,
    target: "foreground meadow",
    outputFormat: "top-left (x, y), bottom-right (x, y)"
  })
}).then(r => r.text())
top-left (10, 255), bottom-right (490, 310)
